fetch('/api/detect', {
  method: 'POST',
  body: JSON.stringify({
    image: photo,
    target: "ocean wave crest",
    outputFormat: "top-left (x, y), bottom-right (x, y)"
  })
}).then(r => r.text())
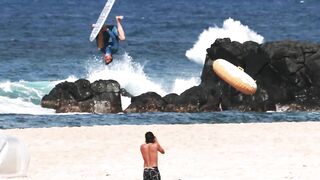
top-left (185, 18), bottom-right (264, 65)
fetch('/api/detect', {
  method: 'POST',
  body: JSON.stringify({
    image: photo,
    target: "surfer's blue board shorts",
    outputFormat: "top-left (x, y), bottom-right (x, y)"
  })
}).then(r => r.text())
top-left (100, 25), bottom-right (119, 56)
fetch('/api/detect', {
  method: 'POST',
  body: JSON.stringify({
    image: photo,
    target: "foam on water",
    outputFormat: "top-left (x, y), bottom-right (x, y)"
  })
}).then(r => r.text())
top-left (169, 77), bottom-right (200, 95)
top-left (0, 96), bottom-right (55, 115)
top-left (185, 18), bottom-right (264, 65)
top-left (0, 53), bottom-right (200, 114)
top-left (85, 53), bottom-right (200, 109)
top-left (86, 53), bottom-right (167, 96)
top-left (0, 79), bottom-right (74, 115)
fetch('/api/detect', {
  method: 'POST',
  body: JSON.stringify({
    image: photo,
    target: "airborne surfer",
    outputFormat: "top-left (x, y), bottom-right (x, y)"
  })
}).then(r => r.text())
top-left (93, 16), bottom-right (126, 65)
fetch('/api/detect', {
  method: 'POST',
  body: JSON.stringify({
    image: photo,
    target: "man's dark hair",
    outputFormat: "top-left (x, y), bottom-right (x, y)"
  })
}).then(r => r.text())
top-left (145, 131), bottom-right (155, 144)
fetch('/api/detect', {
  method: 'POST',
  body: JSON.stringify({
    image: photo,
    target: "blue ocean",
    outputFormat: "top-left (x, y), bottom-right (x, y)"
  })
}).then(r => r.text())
top-left (1, 0), bottom-right (320, 129)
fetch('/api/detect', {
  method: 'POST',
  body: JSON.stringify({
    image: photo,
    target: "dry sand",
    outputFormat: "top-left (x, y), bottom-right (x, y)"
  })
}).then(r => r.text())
top-left (1, 122), bottom-right (320, 180)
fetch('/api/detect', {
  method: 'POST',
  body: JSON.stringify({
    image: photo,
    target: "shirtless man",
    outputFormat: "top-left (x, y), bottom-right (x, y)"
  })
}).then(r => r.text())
top-left (140, 132), bottom-right (165, 180)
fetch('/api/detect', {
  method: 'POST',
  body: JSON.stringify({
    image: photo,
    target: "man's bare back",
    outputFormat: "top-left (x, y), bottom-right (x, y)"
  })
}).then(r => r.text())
top-left (141, 132), bottom-right (165, 180)
top-left (140, 139), bottom-right (165, 167)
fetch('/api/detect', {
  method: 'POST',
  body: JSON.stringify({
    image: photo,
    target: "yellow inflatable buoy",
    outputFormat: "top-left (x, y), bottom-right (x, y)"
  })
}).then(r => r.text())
top-left (212, 59), bottom-right (257, 95)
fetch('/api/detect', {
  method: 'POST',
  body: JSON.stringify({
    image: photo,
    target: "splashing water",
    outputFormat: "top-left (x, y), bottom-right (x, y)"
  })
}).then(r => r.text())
top-left (169, 77), bottom-right (200, 95)
top-left (85, 53), bottom-right (200, 109)
top-left (0, 53), bottom-right (200, 114)
top-left (185, 18), bottom-right (264, 65)
top-left (86, 53), bottom-right (167, 96)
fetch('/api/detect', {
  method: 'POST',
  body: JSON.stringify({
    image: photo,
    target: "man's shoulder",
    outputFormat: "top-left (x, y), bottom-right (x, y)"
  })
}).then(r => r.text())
top-left (141, 143), bottom-right (156, 148)
top-left (140, 143), bottom-right (148, 148)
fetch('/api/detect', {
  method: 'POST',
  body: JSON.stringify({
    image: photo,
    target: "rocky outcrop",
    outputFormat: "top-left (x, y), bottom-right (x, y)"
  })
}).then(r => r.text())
top-left (125, 92), bottom-right (166, 113)
top-left (126, 38), bottom-right (320, 112)
top-left (42, 39), bottom-right (320, 113)
top-left (201, 38), bottom-right (320, 111)
top-left (41, 79), bottom-right (122, 113)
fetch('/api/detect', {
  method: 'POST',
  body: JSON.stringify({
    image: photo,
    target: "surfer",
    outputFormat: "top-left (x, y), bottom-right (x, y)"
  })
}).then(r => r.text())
top-left (140, 131), bottom-right (165, 180)
top-left (93, 16), bottom-right (126, 65)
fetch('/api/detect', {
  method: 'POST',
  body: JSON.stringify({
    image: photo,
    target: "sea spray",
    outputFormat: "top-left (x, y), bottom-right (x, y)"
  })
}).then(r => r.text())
top-left (169, 77), bottom-right (200, 95)
top-left (85, 53), bottom-right (200, 110)
top-left (185, 18), bottom-right (264, 65)
top-left (86, 53), bottom-right (166, 96)
top-left (85, 54), bottom-right (167, 110)
top-left (0, 54), bottom-right (201, 114)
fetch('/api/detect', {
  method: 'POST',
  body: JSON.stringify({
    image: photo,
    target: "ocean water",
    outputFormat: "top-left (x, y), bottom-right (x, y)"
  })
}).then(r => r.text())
top-left (0, 0), bottom-right (320, 129)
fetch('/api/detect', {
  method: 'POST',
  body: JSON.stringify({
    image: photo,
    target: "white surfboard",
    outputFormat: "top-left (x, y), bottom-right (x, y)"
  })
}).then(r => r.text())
top-left (89, 0), bottom-right (116, 42)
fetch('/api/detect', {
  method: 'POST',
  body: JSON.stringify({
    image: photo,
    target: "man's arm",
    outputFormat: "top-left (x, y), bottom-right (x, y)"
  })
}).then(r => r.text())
top-left (155, 138), bottom-right (165, 154)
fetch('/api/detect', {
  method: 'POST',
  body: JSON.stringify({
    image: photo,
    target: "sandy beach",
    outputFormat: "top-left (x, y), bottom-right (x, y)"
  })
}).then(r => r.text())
top-left (1, 122), bottom-right (320, 180)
